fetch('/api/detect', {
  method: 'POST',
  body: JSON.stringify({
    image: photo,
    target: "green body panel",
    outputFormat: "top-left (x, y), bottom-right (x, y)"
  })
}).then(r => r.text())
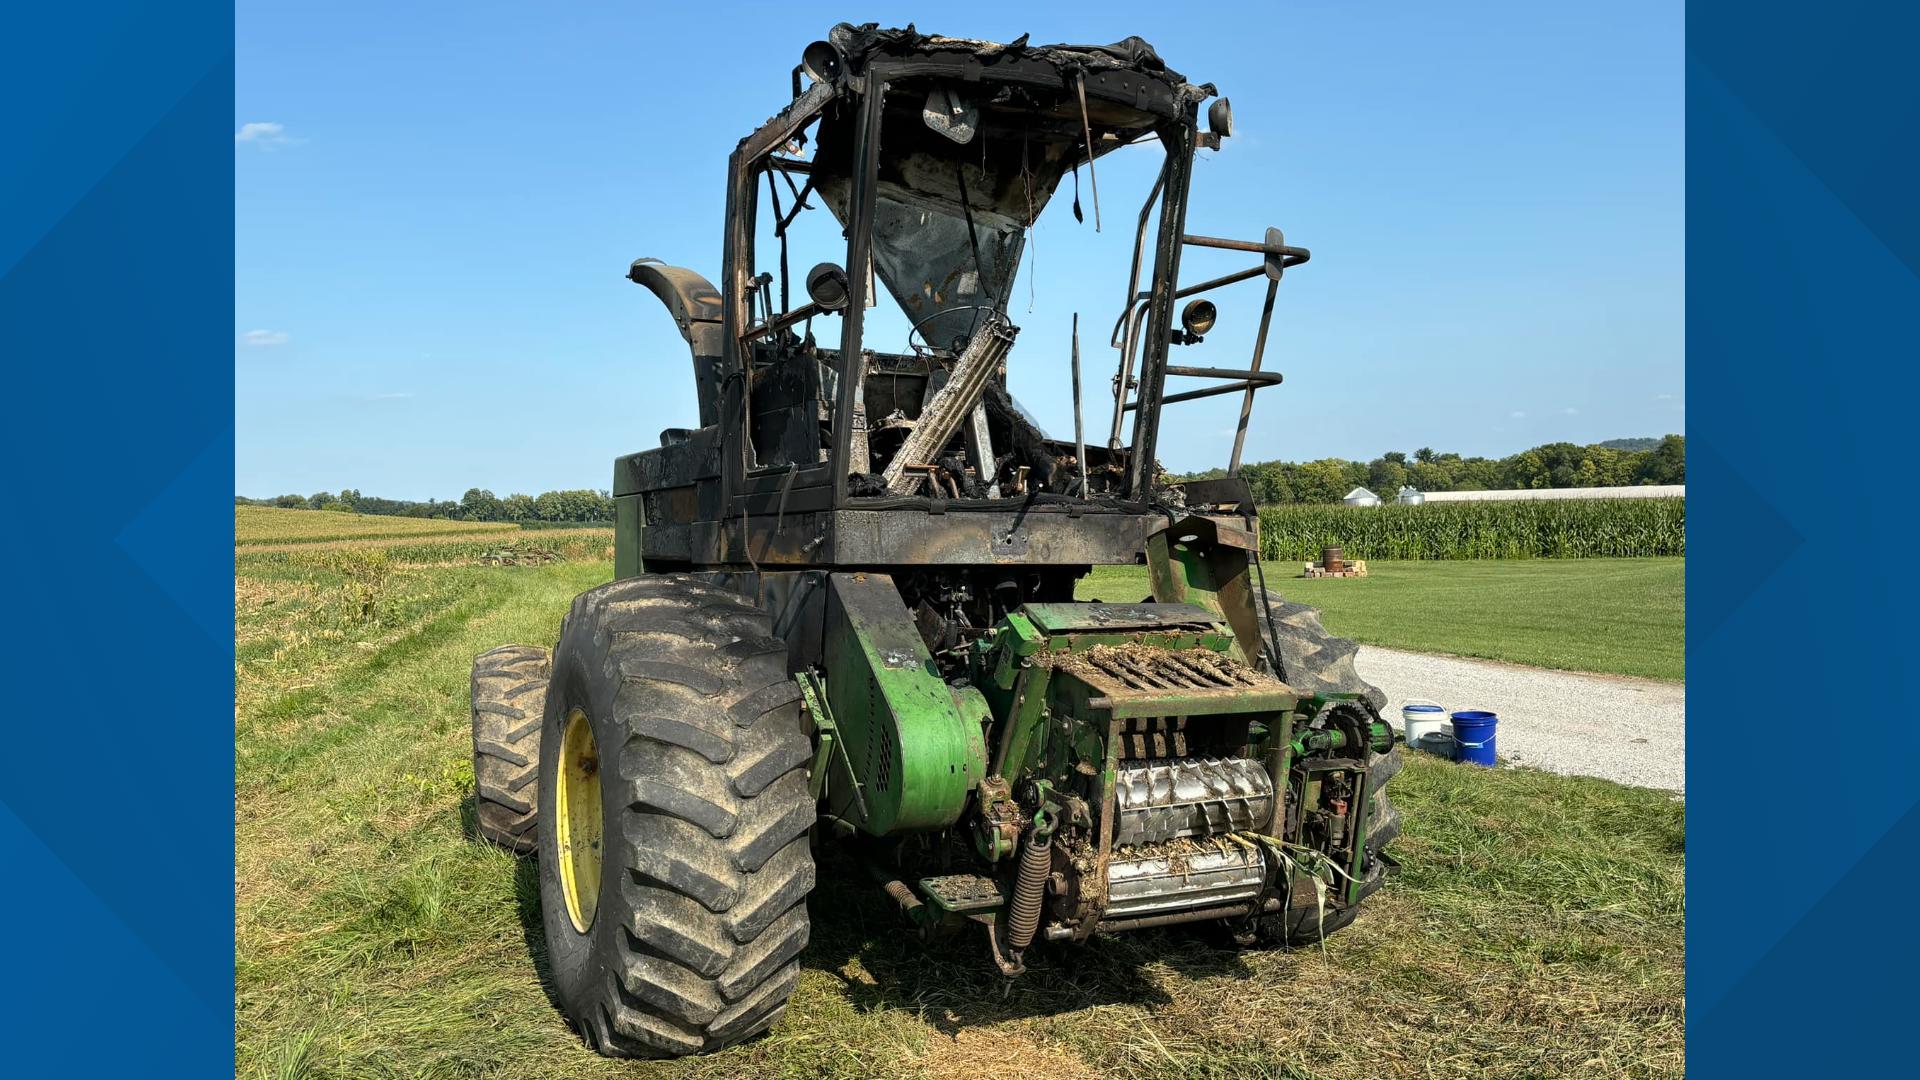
top-left (1057, 674), bottom-right (1299, 719)
top-left (1019, 603), bottom-right (1239, 659)
top-left (613, 494), bottom-right (644, 578)
top-left (947, 683), bottom-right (993, 781)
top-left (1145, 514), bottom-right (1267, 668)
top-left (1020, 601), bottom-right (1219, 633)
top-left (821, 573), bottom-right (984, 835)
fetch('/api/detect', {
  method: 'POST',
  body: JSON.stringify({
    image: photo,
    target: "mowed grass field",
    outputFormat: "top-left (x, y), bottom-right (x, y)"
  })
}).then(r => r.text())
top-left (236, 526), bottom-right (1684, 1080)
top-left (1082, 558), bottom-right (1685, 681)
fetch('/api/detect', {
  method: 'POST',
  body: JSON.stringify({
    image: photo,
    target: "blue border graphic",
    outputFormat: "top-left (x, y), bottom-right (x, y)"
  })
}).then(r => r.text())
top-left (1688, 2), bottom-right (1919, 1074)
top-left (1, 4), bottom-right (234, 1074)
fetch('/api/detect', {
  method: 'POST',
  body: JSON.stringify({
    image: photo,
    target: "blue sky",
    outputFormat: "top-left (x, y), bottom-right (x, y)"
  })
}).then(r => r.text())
top-left (236, 2), bottom-right (1683, 500)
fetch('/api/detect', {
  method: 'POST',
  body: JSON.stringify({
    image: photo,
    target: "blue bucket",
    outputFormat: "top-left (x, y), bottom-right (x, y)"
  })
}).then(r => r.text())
top-left (1451, 710), bottom-right (1499, 766)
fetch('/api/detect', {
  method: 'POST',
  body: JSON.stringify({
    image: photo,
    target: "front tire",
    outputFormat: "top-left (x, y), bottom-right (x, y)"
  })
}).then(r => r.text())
top-left (538, 575), bottom-right (815, 1058)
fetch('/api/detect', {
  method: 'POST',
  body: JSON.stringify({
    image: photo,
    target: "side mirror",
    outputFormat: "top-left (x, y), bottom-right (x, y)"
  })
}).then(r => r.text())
top-left (806, 262), bottom-right (851, 311)
top-left (1207, 98), bottom-right (1234, 138)
top-left (923, 86), bottom-right (979, 144)
top-left (801, 40), bottom-right (844, 84)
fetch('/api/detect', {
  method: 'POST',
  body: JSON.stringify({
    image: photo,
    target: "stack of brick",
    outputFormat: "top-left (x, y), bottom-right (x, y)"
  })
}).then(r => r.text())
top-left (1302, 545), bottom-right (1368, 578)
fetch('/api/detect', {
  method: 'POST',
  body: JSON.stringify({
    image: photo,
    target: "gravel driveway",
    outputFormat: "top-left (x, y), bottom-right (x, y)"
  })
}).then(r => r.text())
top-left (1356, 647), bottom-right (1685, 793)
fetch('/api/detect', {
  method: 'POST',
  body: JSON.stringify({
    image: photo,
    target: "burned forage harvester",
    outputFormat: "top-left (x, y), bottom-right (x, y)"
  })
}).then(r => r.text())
top-left (468, 24), bottom-right (1402, 1059)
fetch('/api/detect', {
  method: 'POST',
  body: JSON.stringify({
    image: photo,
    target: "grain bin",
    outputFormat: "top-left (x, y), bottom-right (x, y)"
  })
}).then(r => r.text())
top-left (1396, 485), bottom-right (1424, 505)
top-left (1342, 486), bottom-right (1381, 507)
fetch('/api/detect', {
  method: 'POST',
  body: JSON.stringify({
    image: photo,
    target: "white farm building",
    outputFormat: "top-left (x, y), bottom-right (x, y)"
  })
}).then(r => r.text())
top-left (1418, 485), bottom-right (1684, 503)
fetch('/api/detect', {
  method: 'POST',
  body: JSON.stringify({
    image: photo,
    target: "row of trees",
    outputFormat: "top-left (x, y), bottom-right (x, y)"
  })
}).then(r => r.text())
top-left (1177, 435), bottom-right (1685, 505)
top-left (238, 487), bottom-right (615, 522)
top-left (244, 436), bottom-right (1685, 517)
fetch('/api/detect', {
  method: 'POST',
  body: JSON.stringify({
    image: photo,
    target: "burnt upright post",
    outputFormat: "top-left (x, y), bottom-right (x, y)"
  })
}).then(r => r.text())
top-left (1126, 118), bottom-right (1198, 497)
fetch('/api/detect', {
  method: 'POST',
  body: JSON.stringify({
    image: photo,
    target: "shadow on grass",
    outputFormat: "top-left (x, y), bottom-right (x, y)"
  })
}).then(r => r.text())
top-left (498, 836), bottom-right (1255, 1042)
top-left (512, 854), bottom-right (567, 1019)
top-left (457, 793), bottom-right (481, 846)
top-left (798, 846), bottom-right (1255, 1035)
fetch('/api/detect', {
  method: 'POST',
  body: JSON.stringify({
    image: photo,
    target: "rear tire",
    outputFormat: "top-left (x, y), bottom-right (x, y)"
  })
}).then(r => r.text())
top-left (471, 645), bottom-right (550, 855)
top-left (1253, 588), bottom-right (1386, 710)
top-left (539, 575), bottom-right (814, 1059)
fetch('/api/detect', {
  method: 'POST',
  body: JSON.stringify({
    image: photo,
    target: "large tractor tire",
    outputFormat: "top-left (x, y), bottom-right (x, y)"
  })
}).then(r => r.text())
top-left (1253, 588), bottom-right (1386, 711)
top-left (1268, 746), bottom-right (1403, 945)
top-left (471, 644), bottom-right (550, 855)
top-left (1250, 587), bottom-right (1401, 946)
top-left (538, 575), bottom-right (815, 1058)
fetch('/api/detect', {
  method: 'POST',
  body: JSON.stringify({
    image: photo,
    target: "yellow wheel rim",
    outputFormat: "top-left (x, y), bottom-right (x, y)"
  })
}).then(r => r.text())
top-left (554, 706), bottom-right (603, 934)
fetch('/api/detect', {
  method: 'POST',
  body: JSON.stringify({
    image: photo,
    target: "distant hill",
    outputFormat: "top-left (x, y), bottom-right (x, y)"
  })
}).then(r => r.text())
top-left (1596, 437), bottom-right (1661, 451)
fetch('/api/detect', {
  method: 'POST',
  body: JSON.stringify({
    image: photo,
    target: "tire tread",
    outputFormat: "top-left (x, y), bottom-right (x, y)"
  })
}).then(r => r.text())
top-left (471, 644), bottom-right (550, 855)
top-left (548, 575), bottom-right (811, 1059)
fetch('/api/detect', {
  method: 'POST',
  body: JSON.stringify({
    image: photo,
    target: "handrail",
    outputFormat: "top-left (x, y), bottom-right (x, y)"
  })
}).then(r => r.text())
top-left (1122, 378), bottom-right (1279, 411)
top-left (1106, 230), bottom-right (1302, 460)
top-left (739, 300), bottom-right (825, 344)
top-left (1165, 365), bottom-right (1284, 382)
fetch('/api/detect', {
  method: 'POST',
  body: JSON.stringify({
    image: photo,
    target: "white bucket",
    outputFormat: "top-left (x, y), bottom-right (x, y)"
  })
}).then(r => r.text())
top-left (1401, 700), bottom-right (1452, 755)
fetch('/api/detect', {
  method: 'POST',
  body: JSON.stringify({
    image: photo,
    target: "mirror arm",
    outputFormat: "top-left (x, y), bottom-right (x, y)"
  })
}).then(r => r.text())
top-left (741, 300), bottom-right (828, 344)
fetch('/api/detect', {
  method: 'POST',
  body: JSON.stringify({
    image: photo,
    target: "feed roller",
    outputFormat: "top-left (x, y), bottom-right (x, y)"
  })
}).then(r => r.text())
top-left (1113, 756), bottom-right (1274, 849)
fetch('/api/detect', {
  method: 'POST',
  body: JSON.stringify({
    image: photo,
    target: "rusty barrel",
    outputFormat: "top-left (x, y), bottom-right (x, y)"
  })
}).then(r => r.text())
top-left (1321, 545), bottom-right (1345, 573)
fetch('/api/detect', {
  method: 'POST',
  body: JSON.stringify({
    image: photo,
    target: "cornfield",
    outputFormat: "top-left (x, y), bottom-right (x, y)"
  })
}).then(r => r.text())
top-left (1257, 498), bottom-right (1685, 560)
top-left (236, 505), bottom-right (518, 544)
top-left (239, 528), bottom-right (615, 565)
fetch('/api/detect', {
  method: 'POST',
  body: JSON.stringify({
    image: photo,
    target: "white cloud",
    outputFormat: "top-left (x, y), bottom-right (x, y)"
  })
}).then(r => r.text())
top-left (235, 122), bottom-right (299, 147)
top-left (1509, 410), bottom-right (1527, 419)
top-left (1564, 406), bottom-right (1580, 415)
top-left (243, 329), bottom-right (289, 347)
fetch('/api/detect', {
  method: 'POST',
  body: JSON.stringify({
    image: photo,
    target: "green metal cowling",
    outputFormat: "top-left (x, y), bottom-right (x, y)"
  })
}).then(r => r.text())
top-left (820, 573), bottom-right (985, 834)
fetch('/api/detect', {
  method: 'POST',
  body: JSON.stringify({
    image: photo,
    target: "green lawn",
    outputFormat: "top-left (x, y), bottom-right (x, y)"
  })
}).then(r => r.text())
top-left (236, 547), bottom-right (1684, 1080)
top-left (1079, 558), bottom-right (1684, 681)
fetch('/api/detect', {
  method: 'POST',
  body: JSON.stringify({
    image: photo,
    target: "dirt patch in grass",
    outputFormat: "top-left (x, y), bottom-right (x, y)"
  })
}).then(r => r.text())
top-left (921, 1028), bottom-right (1103, 1080)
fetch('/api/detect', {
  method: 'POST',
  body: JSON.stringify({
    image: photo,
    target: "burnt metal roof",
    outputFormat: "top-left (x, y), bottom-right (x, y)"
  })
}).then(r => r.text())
top-left (827, 22), bottom-right (1209, 105)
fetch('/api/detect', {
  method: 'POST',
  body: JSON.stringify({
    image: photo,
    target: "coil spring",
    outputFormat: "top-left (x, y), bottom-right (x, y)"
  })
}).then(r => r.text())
top-left (1005, 829), bottom-right (1053, 952)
